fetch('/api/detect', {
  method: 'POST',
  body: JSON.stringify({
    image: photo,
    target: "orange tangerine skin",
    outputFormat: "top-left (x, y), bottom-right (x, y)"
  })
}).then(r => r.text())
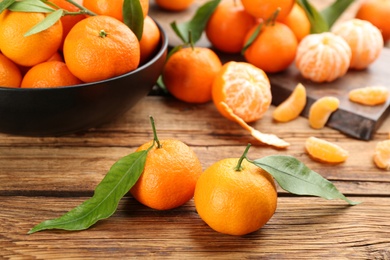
top-left (349, 86), bottom-right (389, 106)
top-left (244, 22), bottom-right (298, 73)
top-left (240, 0), bottom-right (295, 21)
top-left (373, 140), bottom-right (390, 170)
top-left (0, 53), bottom-right (22, 88)
top-left (272, 83), bottom-right (307, 122)
top-left (308, 96), bottom-right (339, 129)
top-left (305, 136), bottom-right (349, 164)
top-left (280, 3), bottom-right (310, 42)
top-left (212, 61), bottom-right (272, 123)
top-left (139, 16), bottom-right (161, 64)
top-left (155, 0), bottom-right (195, 11)
top-left (332, 19), bottom-right (383, 70)
top-left (295, 32), bottom-right (351, 83)
top-left (205, 1), bottom-right (257, 54)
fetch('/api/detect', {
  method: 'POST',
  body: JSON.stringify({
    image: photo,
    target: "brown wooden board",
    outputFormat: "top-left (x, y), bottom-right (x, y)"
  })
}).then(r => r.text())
top-left (150, 3), bottom-right (390, 140)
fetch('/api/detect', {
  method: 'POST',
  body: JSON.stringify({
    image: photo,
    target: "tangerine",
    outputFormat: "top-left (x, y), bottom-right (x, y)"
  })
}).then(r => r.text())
top-left (63, 15), bottom-right (140, 83)
top-left (280, 3), bottom-right (310, 42)
top-left (130, 139), bottom-right (203, 210)
top-left (355, 0), bottom-right (390, 42)
top-left (194, 157), bottom-right (277, 236)
top-left (243, 22), bottom-right (298, 73)
top-left (83, 0), bottom-right (149, 20)
top-left (155, 0), bottom-right (195, 11)
top-left (205, 1), bottom-right (257, 53)
top-left (332, 18), bottom-right (383, 70)
top-left (0, 10), bottom-right (63, 67)
top-left (21, 61), bottom-right (82, 88)
top-left (295, 32), bottom-right (351, 83)
top-left (0, 53), bottom-right (22, 88)
top-left (240, 0), bottom-right (295, 20)
top-left (305, 136), bottom-right (349, 164)
top-left (162, 47), bottom-right (222, 103)
top-left (139, 16), bottom-right (161, 64)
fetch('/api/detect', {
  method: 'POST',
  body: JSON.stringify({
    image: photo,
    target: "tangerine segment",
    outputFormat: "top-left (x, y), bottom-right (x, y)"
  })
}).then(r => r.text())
top-left (220, 102), bottom-right (290, 148)
top-left (373, 140), bottom-right (390, 170)
top-left (273, 83), bottom-right (307, 122)
top-left (348, 86), bottom-right (389, 106)
top-left (308, 96), bottom-right (339, 129)
top-left (305, 136), bottom-right (349, 163)
top-left (212, 61), bottom-right (271, 123)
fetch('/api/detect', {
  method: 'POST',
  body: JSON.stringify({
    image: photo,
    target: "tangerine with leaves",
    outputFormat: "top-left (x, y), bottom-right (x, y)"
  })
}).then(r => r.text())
top-left (295, 32), bottom-right (351, 83)
top-left (308, 96), bottom-right (339, 129)
top-left (83, 0), bottom-right (149, 20)
top-left (305, 136), bottom-right (349, 164)
top-left (273, 83), bottom-right (307, 122)
top-left (21, 61), bottom-right (83, 88)
top-left (139, 16), bottom-right (161, 64)
top-left (0, 53), bottom-right (22, 88)
top-left (162, 47), bottom-right (222, 103)
top-left (280, 3), bottom-right (310, 42)
top-left (155, 0), bottom-right (195, 11)
top-left (63, 15), bottom-right (140, 83)
top-left (205, 1), bottom-right (257, 54)
top-left (0, 10), bottom-right (63, 67)
top-left (349, 86), bottom-right (389, 106)
top-left (194, 151), bottom-right (277, 236)
top-left (240, 0), bottom-right (295, 20)
top-left (332, 19), bottom-right (383, 70)
top-left (130, 119), bottom-right (203, 210)
top-left (355, 0), bottom-right (390, 42)
top-left (373, 140), bottom-right (390, 170)
top-left (243, 21), bottom-right (298, 73)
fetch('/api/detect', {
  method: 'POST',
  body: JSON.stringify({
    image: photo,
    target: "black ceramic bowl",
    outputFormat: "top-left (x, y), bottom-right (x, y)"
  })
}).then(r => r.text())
top-left (0, 22), bottom-right (168, 136)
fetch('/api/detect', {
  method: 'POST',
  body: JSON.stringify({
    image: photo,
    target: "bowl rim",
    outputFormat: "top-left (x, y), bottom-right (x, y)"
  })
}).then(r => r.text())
top-left (0, 18), bottom-right (168, 91)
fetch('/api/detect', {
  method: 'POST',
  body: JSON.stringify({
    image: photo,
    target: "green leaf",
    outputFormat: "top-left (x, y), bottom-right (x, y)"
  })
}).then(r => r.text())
top-left (170, 0), bottom-right (221, 44)
top-left (321, 0), bottom-right (355, 28)
top-left (251, 155), bottom-right (360, 205)
top-left (24, 9), bottom-right (63, 37)
top-left (297, 0), bottom-right (329, 33)
top-left (8, 0), bottom-right (55, 13)
top-left (0, 0), bottom-right (15, 14)
top-left (123, 0), bottom-right (144, 41)
top-left (241, 23), bottom-right (263, 55)
top-left (28, 149), bottom-right (150, 234)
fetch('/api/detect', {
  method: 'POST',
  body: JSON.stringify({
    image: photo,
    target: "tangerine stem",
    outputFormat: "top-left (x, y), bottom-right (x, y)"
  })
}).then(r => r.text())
top-left (149, 116), bottom-right (162, 149)
top-left (64, 0), bottom-right (97, 16)
top-left (235, 144), bottom-right (252, 171)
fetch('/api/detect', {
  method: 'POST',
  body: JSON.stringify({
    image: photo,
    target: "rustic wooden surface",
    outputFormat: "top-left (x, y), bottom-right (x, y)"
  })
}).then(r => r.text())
top-left (1, 96), bottom-right (390, 259)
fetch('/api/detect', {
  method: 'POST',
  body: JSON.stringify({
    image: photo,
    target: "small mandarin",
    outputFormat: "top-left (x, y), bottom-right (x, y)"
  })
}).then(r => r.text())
top-left (295, 32), bottom-right (351, 83)
top-left (139, 16), bottom-right (161, 64)
top-left (83, 0), bottom-right (149, 19)
top-left (280, 3), bottom-right (310, 42)
top-left (308, 96), bottom-right (339, 129)
top-left (273, 83), bottom-right (307, 122)
top-left (305, 136), bottom-right (349, 164)
top-left (0, 53), bottom-right (22, 88)
top-left (155, 0), bottom-right (195, 11)
top-left (194, 158), bottom-right (277, 236)
top-left (240, 0), bottom-right (295, 21)
top-left (332, 19), bottom-right (383, 70)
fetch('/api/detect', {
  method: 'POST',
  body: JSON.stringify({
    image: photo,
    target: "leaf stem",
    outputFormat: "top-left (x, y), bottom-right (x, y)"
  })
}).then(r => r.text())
top-left (149, 116), bottom-right (162, 149)
top-left (64, 0), bottom-right (97, 16)
top-left (234, 143), bottom-right (251, 171)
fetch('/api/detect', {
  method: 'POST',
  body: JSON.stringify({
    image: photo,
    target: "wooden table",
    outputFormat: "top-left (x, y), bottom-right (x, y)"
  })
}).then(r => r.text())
top-left (2, 0), bottom-right (390, 259)
top-left (1, 95), bottom-right (390, 258)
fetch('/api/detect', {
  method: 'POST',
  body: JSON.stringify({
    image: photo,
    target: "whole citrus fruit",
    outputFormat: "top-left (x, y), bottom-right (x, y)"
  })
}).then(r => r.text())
top-left (205, 1), bottom-right (257, 53)
top-left (63, 15), bottom-right (140, 83)
top-left (212, 61), bottom-right (271, 123)
top-left (21, 61), bottom-right (83, 88)
top-left (243, 21), bottom-right (298, 73)
top-left (240, 0), bottom-right (295, 21)
top-left (0, 10), bottom-right (63, 67)
top-left (130, 139), bottom-right (203, 210)
top-left (162, 47), bottom-right (222, 103)
top-left (155, 0), bottom-right (195, 11)
top-left (280, 3), bottom-right (310, 42)
top-left (139, 16), bottom-right (161, 64)
top-left (194, 158), bottom-right (277, 236)
top-left (355, 0), bottom-right (390, 42)
top-left (0, 53), bottom-right (22, 88)
top-left (83, 0), bottom-right (149, 20)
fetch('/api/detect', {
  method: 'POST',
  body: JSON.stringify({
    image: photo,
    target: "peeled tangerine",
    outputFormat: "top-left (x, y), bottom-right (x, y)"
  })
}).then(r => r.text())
top-left (374, 140), bottom-right (390, 170)
top-left (332, 19), bottom-right (383, 70)
top-left (305, 136), bottom-right (349, 164)
top-left (309, 96), bottom-right (339, 129)
top-left (295, 32), bottom-right (351, 83)
top-left (273, 83), bottom-right (307, 122)
top-left (349, 86), bottom-right (389, 106)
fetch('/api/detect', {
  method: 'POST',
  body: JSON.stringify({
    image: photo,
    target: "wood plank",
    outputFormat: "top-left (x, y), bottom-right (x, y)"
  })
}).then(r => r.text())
top-left (1, 196), bottom-right (389, 259)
